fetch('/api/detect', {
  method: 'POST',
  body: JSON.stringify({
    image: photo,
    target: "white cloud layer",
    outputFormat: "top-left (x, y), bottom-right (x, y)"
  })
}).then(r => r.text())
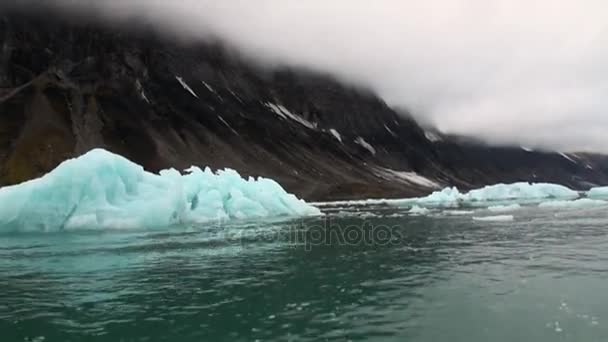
top-left (12, 0), bottom-right (608, 152)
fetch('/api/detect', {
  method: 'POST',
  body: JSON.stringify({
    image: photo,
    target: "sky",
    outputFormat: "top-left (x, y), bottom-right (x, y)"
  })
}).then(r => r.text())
top-left (13, 0), bottom-right (608, 152)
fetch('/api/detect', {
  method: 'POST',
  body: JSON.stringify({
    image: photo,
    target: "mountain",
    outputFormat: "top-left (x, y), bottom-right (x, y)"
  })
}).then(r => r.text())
top-left (1, 9), bottom-right (607, 201)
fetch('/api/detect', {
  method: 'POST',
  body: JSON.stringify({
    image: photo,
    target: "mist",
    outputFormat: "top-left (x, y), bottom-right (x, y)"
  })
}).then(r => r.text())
top-left (9, 0), bottom-right (608, 152)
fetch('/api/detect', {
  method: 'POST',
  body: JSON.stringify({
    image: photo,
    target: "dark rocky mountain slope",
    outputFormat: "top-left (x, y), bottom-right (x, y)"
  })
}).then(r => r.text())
top-left (1, 10), bottom-right (607, 201)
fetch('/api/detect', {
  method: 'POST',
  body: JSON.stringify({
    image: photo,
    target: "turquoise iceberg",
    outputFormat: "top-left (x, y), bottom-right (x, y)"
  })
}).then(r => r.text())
top-left (0, 149), bottom-right (321, 231)
top-left (415, 182), bottom-right (579, 207)
top-left (588, 186), bottom-right (608, 199)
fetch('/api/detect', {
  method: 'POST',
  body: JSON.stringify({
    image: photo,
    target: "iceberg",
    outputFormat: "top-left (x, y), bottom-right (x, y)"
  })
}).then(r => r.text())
top-left (415, 182), bottom-right (578, 207)
top-left (588, 187), bottom-right (608, 199)
top-left (415, 187), bottom-right (463, 207)
top-left (0, 149), bottom-right (321, 232)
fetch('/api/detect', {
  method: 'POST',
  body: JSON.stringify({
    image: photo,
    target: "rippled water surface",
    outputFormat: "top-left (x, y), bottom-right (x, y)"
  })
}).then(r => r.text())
top-left (2, 205), bottom-right (608, 341)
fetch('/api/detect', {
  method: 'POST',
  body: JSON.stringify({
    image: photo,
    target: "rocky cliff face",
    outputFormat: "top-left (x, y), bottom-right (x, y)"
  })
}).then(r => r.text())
top-left (1, 10), bottom-right (607, 200)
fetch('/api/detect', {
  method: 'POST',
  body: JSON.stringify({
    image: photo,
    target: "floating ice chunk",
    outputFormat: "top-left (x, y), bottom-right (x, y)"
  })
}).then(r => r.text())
top-left (314, 182), bottom-right (580, 209)
top-left (415, 187), bottom-right (463, 207)
top-left (374, 167), bottom-right (440, 188)
top-left (521, 146), bottom-right (534, 152)
top-left (588, 187), bottom-right (608, 199)
top-left (538, 199), bottom-right (608, 209)
top-left (465, 183), bottom-right (578, 202)
top-left (409, 205), bottom-right (430, 215)
top-left (487, 204), bottom-right (521, 212)
top-left (473, 215), bottom-right (514, 222)
top-left (416, 183), bottom-right (578, 207)
top-left (0, 149), bottom-right (321, 232)
top-left (354, 137), bottom-right (376, 155)
top-left (329, 129), bottom-right (343, 143)
top-left (443, 210), bottom-right (475, 215)
top-left (175, 76), bottom-right (199, 98)
top-left (310, 198), bottom-right (401, 207)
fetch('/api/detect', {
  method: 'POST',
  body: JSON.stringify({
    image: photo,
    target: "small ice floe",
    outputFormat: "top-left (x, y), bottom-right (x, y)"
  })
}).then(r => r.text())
top-left (354, 137), bottom-right (376, 155)
top-left (417, 183), bottom-right (578, 207)
top-left (472, 215), bottom-right (514, 222)
top-left (554, 321), bottom-right (563, 333)
top-left (175, 76), bottom-right (199, 98)
top-left (443, 210), bottom-right (475, 216)
top-left (409, 205), bottom-right (430, 215)
top-left (487, 204), bottom-right (521, 212)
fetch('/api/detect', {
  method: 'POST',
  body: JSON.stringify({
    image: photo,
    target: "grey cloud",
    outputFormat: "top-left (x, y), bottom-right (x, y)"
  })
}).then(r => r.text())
top-left (10, 0), bottom-right (608, 152)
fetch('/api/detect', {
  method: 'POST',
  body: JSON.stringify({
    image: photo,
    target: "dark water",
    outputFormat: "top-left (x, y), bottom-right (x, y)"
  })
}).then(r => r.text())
top-left (2, 205), bottom-right (608, 341)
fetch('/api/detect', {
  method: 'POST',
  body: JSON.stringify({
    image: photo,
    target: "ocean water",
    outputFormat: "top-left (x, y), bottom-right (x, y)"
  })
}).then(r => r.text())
top-left (2, 204), bottom-right (608, 341)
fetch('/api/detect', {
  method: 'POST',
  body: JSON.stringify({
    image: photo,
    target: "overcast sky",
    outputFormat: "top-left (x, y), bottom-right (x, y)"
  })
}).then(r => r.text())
top-left (22, 1), bottom-right (608, 152)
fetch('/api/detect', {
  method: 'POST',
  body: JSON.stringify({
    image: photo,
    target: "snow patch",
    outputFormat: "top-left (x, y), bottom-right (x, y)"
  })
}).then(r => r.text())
top-left (265, 103), bottom-right (317, 129)
top-left (521, 146), bottom-right (534, 152)
top-left (218, 116), bottom-right (239, 135)
top-left (354, 137), bottom-right (376, 155)
top-left (202, 81), bottom-right (223, 101)
top-left (384, 124), bottom-right (397, 137)
top-left (425, 131), bottom-right (442, 142)
top-left (559, 153), bottom-right (577, 164)
top-left (175, 76), bottom-right (198, 98)
top-left (228, 89), bottom-right (243, 103)
top-left (374, 167), bottom-right (440, 188)
top-left (329, 129), bottom-right (343, 143)
top-left (0, 149), bottom-right (321, 232)
top-left (201, 81), bottom-right (216, 94)
top-left (135, 79), bottom-right (150, 103)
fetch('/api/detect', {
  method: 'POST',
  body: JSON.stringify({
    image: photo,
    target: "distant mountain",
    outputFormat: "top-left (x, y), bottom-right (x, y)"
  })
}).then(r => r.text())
top-left (1, 9), bottom-right (607, 200)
